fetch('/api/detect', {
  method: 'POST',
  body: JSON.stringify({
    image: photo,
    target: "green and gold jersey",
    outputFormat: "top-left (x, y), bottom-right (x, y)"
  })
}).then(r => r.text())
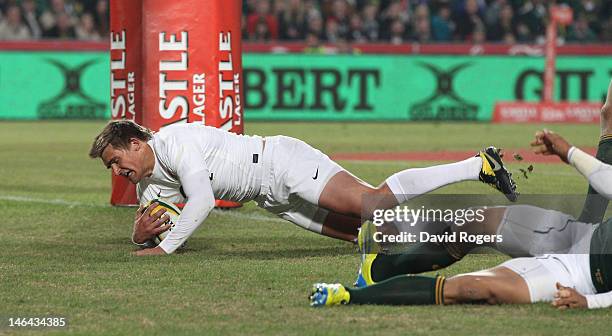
top-left (590, 218), bottom-right (612, 293)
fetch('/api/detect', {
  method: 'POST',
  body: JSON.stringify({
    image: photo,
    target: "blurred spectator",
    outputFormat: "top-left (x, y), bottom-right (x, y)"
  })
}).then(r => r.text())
top-left (44, 11), bottom-right (76, 39)
top-left (252, 16), bottom-right (272, 41)
top-left (472, 27), bottom-right (486, 44)
top-left (21, 0), bottom-right (41, 39)
top-left (75, 12), bottom-right (100, 41)
top-left (380, 0), bottom-right (409, 41)
top-left (567, 13), bottom-right (597, 43)
top-left (93, 0), bottom-right (108, 37)
top-left (514, 21), bottom-right (533, 43)
top-left (410, 3), bottom-right (431, 42)
top-left (388, 19), bottom-right (407, 45)
top-left (326, 0), bottom-right (351, 40)
top-left (306, 12), bottom-right (325, 39)
top-left (246, 0), bottom-right (278, 40)
top-left (515, 0), bottom-right (547, 43)
top-left (361, 3), bottom-right (380, 41)
top-left (40, 0), bottom-right (73, 33)
top-left (600, 1), bottom-right (612, 41)
top-left (486, 4), bottom-right (516, 42)
top-left (348, 13), bottom-right (365, 42)
top-left (303, 31), bottom-right (324, 53)
top-left (453, 0), bottom-right (485, 41)
top-left (0, 4), bottom-right (31, 40)
top-left (431, 4), bottom-right (453, 41)
top-left (483, 0), bottom-right (507, 28)
top-left (278, 0), bottom-right (307, 40)
top-left (303, 0), bottom-right (322, 22)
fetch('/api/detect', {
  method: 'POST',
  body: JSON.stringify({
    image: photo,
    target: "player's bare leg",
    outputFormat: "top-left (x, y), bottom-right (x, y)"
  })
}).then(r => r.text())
top-left (443, 266), bottom-right (531, 304)
top-left (318, 154), bottom-right (492, 220)
top-left (317, 170), bottom-right (395, 219)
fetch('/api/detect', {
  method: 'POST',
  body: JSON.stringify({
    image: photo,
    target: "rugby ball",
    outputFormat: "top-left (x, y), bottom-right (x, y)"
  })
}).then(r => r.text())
top-left (143, 199), bottom-right (181, 246)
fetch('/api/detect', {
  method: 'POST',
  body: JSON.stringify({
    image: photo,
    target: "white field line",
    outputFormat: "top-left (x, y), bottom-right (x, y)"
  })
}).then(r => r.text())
top-left (0, 195), bottom-right (105, 208)
top-left (0, 195), bottom-right (286, 223)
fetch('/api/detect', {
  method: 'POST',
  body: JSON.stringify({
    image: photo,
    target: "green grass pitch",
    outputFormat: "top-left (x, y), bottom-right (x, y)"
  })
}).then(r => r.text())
top-left (1, 121), bottom-right (611, 335)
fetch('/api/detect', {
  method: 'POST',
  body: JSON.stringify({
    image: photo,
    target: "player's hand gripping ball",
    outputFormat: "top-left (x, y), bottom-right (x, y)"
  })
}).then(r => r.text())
top-left (142, 199), bottom-right (181, 246)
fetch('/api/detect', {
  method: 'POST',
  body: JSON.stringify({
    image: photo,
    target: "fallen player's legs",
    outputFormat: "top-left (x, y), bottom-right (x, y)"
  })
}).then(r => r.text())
top-left (312, 254), bottom-right (594, 306)
top-left (348, 266), bottom-right (530, 305)
top-left (578, 79), bottom-right (612, 223)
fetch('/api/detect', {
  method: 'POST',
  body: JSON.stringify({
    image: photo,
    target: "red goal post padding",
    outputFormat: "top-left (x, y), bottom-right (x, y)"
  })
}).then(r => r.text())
top-left (110, 0), bottom-right (243, 208)
top-left (492, 102), bottom-right (601, 124)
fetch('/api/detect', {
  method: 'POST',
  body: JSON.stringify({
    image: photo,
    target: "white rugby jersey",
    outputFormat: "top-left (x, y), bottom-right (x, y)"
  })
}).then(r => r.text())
top-left (137, 123), bottom-right (264, 253)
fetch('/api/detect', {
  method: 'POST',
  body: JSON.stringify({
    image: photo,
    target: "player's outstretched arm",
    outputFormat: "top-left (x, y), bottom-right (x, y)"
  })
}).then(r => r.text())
top-left (532, 129), bottom-right (612, 199)
top-left (530, 129), bottom-right (572, 162)
top-left (157, 171), bottom-right (216, 255)
top-left (134, 171), bottom-right (216, 256)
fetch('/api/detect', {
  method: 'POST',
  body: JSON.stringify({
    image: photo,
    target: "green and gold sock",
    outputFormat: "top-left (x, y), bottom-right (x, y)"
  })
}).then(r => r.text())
top-left (347, 275), bottom-right (446, 305)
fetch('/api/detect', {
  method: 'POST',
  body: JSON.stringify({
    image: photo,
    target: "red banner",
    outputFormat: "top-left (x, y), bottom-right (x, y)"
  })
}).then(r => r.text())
top-left (493, 102), bottom-right (601, 124)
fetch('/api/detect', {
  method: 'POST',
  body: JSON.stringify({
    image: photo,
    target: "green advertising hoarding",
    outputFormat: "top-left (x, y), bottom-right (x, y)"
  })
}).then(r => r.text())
top-left (243, 54), bottom-right (611, 121)
top-left (0, 51), bottom-right (609, 120)
top-left (0, 51), bottom-right (109, 120)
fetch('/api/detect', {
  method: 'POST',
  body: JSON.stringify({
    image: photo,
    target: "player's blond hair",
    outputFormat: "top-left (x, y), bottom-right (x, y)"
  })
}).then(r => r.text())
top-left (89, 120), bottom-right (153, 159)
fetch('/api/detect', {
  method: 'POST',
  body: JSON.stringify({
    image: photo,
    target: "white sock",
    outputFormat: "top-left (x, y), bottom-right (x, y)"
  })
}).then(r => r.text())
top-left (385, 156), bottom-right (482, 204)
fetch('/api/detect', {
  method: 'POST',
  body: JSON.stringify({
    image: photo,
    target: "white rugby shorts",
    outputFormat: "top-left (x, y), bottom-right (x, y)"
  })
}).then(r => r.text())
top-left (501, 254), bottom-right (596, 303)
top-left (255, 135), bottom-right (345, 233)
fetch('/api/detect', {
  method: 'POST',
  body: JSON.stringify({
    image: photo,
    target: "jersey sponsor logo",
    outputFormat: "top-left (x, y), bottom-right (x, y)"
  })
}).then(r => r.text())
top-left (596, 269), bottom-right (604, 286)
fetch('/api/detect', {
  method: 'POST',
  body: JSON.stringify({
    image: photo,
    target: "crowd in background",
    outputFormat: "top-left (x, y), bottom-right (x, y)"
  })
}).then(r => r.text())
top-left (0, 0), bottom-right (610, 46)
top-left (243, 0), bottom-right (612, 46)
top-left (0, 0), bottom-right (107, 41)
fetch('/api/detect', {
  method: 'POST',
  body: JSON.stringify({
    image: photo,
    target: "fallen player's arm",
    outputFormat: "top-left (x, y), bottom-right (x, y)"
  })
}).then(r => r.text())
top-left (568, 147), bottom-right (612, 199)
top-left (532, 129), bottom-right (612, 199)
top-left (584, 290), bottom-right (612, 309)
top-left (156, 170), bottom-right (216, 254)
